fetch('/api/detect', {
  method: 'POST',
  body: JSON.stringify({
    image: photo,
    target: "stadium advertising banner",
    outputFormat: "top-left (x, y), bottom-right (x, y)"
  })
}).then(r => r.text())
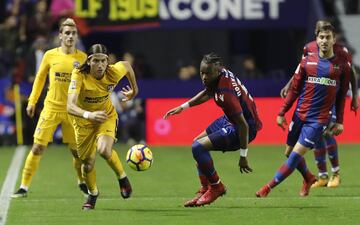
top-left (74, 0), bottom-right (309, 32)
top-left (146, 98), bottom-right (360, 146)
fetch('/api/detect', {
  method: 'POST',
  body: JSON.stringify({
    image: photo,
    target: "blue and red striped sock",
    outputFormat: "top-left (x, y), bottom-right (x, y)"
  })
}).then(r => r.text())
top-left (314, 138), bottom-right (328, 175)
top-left (268, 151), bottom-right (303, 189)
top-left (326, 136), bottom-right (339, 172)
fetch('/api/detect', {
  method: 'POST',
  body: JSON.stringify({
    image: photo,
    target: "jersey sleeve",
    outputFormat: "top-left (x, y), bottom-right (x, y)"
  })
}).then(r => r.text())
top-left (278, 58), bottom-right (306, 116)
top-left (28, 51), bottom-right (50, 105)
top-left (68, 69), bottom-right (83, 95)
top-left (111, 61), bottom-right (128, 82)
top-left (335, 62), bottom-right (351, 124)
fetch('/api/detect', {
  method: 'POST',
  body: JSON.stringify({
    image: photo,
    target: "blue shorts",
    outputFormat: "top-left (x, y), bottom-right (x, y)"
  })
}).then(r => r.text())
top-left (205, 115), bottom-right (257, 152)
top-left (287, 114), bottom-right (327, 149)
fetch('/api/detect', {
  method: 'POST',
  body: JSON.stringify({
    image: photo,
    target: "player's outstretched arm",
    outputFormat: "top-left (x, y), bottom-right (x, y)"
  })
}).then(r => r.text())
top-left (280, 76), bottom-right (294, 98)
top-left (122, 61), bottom-right (138, 101)
top-left (163, 90), bottom-right (210, 119)
top-left (231, 114), bottom-right (252, 173)
top-left (350, 65), bottom-right (359, 114)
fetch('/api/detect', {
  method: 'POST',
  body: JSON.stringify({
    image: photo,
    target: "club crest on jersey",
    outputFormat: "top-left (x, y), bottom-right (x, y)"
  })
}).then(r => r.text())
top-left (215, 93), bottom-right (224, 102)
top-left (73, 61), bottom-right (80, 68)
top-left (107, 85), bottom-right (114, 92)
top-left (70, 80), bottom-right (76, 90)
top-left (333, 64), bottom-right (340, 72)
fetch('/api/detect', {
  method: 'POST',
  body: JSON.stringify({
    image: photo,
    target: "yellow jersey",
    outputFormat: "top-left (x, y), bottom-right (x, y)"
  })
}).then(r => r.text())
top-left (28, 48), bottom-right (87, 112)
top-left (68, 61), bottom-right (128, 127)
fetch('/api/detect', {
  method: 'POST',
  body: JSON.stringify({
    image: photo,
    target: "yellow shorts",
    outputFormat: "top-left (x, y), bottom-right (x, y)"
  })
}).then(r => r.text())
top-left (74, 115), bottom-right (118, 160)
top-left (34, 108), bottom-right (75, 146)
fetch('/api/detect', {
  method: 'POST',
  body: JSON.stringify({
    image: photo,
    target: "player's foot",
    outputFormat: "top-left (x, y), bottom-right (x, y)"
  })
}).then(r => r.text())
top-left (255, 185), bottom-right (271, 198)
top-left (195, 182), bottom-right (226, 206)
top-left (82, 193), bottom-right (99, 210)
top-left (299, 175), bottom-right (317, 197)
top-left (327, 173), bottom-right (340, 188)
top-left (78, 183), bottom-right (89, 196)
top-left (311, 174), bottom-right (329, 188)
top-left (184, 186), bottom-right (208, 207)
top-left (11, 188), bottom-right (28, 198)
top-left (119, 177), bottom-right (132, 199)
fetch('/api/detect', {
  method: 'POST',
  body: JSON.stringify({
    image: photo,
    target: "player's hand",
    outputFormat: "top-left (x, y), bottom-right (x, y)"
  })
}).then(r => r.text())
top-left (89, 111), bottom-right (108, 123)
top-left (351, 96), bottom-right (358, 116)
top-left (163, 106), bottom-right (183, 119)
top-left (331, 123), bottom-right (344, 136)
top-left (280, 86), bottom-right (289, 98)
top-left (238, 157), bottom-right (252, 173)
top-left (120, 85), bottom-right (137, 102)
top-left (26, 104), bottom-right (35, 118)
top-left (276, 115), bottom-right (287, 131)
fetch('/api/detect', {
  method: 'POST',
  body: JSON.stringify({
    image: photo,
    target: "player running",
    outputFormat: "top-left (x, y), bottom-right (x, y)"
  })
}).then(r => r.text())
top-left (164, 53), bottom-right (262, 207)
top-left (67, 44), bottom-right (138, 210)
top-left (256, 22), bottom-right (350, 197)
top-left (12, 18), bottom-right (88, 198)
top-left (280, 20), bottom-right (358, 188)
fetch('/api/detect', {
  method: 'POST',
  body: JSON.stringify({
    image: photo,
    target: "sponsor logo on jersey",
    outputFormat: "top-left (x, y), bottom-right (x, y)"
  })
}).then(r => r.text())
top-left (306, 76), bottom-right (336, 86)
top-left (73, 61), bottom-right (80, 68)
top-left (107, 85), bottom-right (114, 92)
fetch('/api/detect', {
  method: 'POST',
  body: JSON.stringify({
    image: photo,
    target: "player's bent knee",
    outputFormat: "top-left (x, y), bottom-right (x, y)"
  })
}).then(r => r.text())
top-left (192, 141), bottom-right (207, 159)
top-left (98, 147), bottom-right (111, 159)
top-left (83, 163), bottom-right (94, 173)
top-left (32, 144), bottom-right (46, 155)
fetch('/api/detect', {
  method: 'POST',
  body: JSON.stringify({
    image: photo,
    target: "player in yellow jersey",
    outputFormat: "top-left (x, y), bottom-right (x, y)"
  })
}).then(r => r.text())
top-left (67, 44), bottom-right (138, 210)
top-left (12, 18), bottom-right (88, 198)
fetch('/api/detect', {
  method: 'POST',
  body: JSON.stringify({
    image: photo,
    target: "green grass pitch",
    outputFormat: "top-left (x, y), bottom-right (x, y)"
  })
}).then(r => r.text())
top-left (1, 144), bottom-right (360, 225)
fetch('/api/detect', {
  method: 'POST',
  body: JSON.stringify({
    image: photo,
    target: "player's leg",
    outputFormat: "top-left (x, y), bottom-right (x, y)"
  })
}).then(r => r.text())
top-left (325, 136), bottom-right (340, 187)
top-left (283, 115), bottom-right (315, 186)
top-left (183, 131), bottom-right (210, 207)
top-left (81, 155), bottom-right (99, 210)
top-left (62, 116), bottom-right (88, 195)
top-left (12, 109), bottom-right (58, 198)
top-left (185, 116), bottom-right (231, 207)
top-left (192, 136), bottom-right (226, 206)
top-left (311, 137), bottom-right (329, 188)
top-left (256, 122), bottom-right (321, 198)
top-left (11, 143), bottom-right (46, 198)
top-left (97, 135), bottom-right (132, 199)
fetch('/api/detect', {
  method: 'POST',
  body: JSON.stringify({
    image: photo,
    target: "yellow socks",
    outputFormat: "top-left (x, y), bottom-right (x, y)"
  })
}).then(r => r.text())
top-left (82, 165), bottom-right (98, 195)
top-left (73, 157), bottom-right (85, 183)
top-left (106, 150), bottom-right (126, 179)
top-left (21, 151), bottom-right (42, 189)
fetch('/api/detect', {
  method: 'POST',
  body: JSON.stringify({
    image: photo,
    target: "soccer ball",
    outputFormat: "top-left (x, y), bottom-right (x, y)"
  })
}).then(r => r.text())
top-left (126, 144), bottom-right (153, 171)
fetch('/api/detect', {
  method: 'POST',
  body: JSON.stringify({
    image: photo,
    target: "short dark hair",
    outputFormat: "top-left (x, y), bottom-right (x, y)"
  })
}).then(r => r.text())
top-left (202, 53), bottom-right (222, 67)
top-left (78, 44), bottom-right (108, 74)
top-left (315, 20), bottom-right (336, 36)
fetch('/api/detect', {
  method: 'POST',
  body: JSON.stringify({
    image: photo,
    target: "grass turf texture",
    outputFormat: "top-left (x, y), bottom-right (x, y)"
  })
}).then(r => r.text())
top-left (2, 144), bottom-right (360, 225)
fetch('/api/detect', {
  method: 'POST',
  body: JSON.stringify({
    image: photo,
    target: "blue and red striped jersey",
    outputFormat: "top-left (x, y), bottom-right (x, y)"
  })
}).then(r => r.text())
top-left (209, 69), bottom-right (262, 130)
top-left (279, 52), bottom-right (351, 124)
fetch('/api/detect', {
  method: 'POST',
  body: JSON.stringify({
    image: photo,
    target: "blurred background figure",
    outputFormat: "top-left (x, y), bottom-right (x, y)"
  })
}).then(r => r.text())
top-left (239, 55), bottom-right (263, 79)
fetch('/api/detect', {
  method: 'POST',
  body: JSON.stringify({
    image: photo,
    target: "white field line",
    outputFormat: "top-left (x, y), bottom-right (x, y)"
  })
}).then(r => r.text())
top-left (0, 146), bottom-right (27, 225)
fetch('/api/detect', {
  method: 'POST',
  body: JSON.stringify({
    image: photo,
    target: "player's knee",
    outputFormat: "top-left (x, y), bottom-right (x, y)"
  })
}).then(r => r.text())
top-left (192, 141), bottom-right (206, 159)
top-left (98, 146), bottom-right (111, 159)
top-left (32, 144), bottom-right (46, 155)
top-left (83, 162), bottom-right (94, 173)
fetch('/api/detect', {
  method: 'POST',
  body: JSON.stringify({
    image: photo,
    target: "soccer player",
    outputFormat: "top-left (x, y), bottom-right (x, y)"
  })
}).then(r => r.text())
top-left (67, 44), bottom-right (138, 210)
top-left (12, 18), bottom-right (88, 198)
top-left (280, 20), bottom-right (358, 188)
top-left (164, 53), bottom-right (262, 207)
top-left (256, 23), bottom-right (351, 197)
